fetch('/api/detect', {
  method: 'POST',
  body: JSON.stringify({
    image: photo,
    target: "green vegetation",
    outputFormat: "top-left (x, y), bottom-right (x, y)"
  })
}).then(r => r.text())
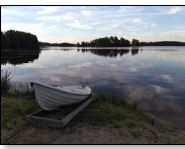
top-left (78, 36), bottom-right (132, 47)
top-left (74, 95), bottom-right (154, 126)
top-left (132, 39), bottom-right (140, 47)
top-left (1, 70), bottom-right (34, 99)
top-left (1, 96), bottom-right (39, 143)
top-left (1, 70), bottom-right (185, 144)
top-left (10, 84), bottom-right (35, 100)
top-left (2, 96), bottom-right (38, 129)
top-left (1, 70), bottom-right (11, 95)
top-left (39, 41), bottom-right (76, 47)
top-left (140, 41), bottom-right (185, 46)
top-left (1, 32), bottom-right (8, 49)
top-left (2, 94), bottom-right (185, 144)
top-left (1, 30), bottom-right (39, 50)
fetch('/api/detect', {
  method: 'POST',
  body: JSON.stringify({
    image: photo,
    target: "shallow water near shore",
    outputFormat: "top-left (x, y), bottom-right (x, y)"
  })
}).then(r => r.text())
top-left (1, 46), bottom-right (185, 127)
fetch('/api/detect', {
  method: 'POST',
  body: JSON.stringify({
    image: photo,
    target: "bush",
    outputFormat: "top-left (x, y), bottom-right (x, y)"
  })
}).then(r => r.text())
top-left (1, 70), bottom-right (11, 95)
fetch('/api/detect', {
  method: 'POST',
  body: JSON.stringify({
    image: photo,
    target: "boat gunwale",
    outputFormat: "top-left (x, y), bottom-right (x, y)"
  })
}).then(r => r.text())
top-left (31, 82), bottom-right (92, 96)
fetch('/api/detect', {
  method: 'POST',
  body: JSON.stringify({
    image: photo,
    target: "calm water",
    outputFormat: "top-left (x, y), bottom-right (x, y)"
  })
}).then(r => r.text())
top-left (1, 46), bottom-right (185, 127)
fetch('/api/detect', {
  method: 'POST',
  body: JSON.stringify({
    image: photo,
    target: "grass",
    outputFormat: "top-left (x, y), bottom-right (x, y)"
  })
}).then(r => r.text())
top-left (1, 70), bottom-right (153, 127)
top-left (1, 96), bottom-right (39, 143)
top-left (1, 69), bottom-right (185, 144)
top-left (10, 83), bottom-right (35, 99)
top-left (1, 94), bottom-right (185, 144)
top-left (1, 70), bottom-right (11, 95)
top-left (1, 70), bottom-right (34, 99)
top-left (1, 97), bottom-right (39, 130)
top-left (1, 93), bottom-right (155, 130)
top-left (73, 94), bottom-right (155, 126)
top-left (1, 76), bottom-right (185, 144)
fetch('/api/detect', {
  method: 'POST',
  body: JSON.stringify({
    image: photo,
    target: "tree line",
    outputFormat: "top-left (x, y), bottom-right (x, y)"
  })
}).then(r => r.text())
top-left (77, 36), bottom-right (139, 47)
top-left (40, 37), bottom-right (139, 47)
top-left (3, 29), bottom-right (184, 49)
top-left (39, 42), bottom-right (76, 47)
top-left (1, 30), bottom-right (39, 50)
top-left (140, 41), bottom-right (185, 46)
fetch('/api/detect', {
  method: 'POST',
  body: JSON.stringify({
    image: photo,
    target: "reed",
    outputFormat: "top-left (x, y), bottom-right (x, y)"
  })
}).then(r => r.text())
top-left (1, 70), bottom-right (34, 99)
top-left (1, 70), bottom-right (11, 95)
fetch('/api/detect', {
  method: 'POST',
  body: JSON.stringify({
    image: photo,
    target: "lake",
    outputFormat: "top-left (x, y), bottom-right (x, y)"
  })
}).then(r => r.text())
top-left (1, 46), bottom-right (185, 127)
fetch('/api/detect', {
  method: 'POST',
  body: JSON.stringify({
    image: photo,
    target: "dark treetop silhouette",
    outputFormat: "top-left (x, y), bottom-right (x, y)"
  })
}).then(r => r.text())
top-left (1, 30), bottom-right (39, 50)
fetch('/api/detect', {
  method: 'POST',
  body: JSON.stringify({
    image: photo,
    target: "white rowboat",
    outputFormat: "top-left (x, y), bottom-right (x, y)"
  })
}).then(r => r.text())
top-left (31, 82), bottom-right (92, 111)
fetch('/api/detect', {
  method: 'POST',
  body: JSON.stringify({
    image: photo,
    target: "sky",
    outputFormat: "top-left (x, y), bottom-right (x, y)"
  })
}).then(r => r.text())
top-left (1, 6), bottom-right (185, 43)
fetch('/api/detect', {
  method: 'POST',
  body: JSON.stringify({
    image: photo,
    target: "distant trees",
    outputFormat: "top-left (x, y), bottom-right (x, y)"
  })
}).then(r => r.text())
top-left (39, 41), bottom-right (76, 47)
top-left (140, 41), bottom-right (185, 46)
top-left (132, 39), bottom-right (139, 47)
top-left (51, 42), bottom-right (76, 47)
top-left (120, 37), bottom-right (130, 47)
top-left (1, 32), bottom-right (7, 49)
top-left (80, 41), bottom-right (89, 47)
top-left (1, 30), bottom-right (39, 50)
top-left (78, 36), bottom-right (131, 47)
top-left (76, 42), bottom-right (80, 47)
top-left (40, 39), bottom-right (185, 48)
top-left (39, 42), bottom-right (51, 47)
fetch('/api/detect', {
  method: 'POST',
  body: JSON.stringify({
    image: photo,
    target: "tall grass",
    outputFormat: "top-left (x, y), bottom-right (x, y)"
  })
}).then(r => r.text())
top-left (75, 94), bottom-right (155, 126)
top-left (11, 82), bottom-right (35, 99)
top-left (1, 70), bottom-right (34, 99)
top-left (1, 70), bottom-right (11, 95)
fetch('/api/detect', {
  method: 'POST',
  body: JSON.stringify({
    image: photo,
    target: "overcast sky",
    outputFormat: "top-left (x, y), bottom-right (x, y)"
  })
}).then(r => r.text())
top-left (1, 6), bottom-right (185, 43)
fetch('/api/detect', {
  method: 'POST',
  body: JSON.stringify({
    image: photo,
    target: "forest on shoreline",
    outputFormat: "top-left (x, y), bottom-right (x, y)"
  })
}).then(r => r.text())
top-left (140, 41), bottom-right (185, 46)
top-left (40, 38), bottom-right (185, 47)
top-left (1, 30), bottom-right (39, 50)
top-left (1, 30), bottom-right (185, 50)
top-left (40, 37), bottom-right (139, 47)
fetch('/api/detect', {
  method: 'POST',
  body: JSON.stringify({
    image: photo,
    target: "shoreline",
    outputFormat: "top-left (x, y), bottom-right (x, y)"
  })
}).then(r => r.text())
top-left (2, 94), bottom-right (185, 144)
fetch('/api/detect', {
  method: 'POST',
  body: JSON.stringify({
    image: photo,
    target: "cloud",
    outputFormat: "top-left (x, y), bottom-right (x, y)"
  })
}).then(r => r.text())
top-left (163, 7), bottom-right (183, 15)
top-left (160, 75), bottom-right (173, 83)
top-left (160, 29), bottom-right (185, 41)
top-left (61, 12), bottom-right (75, 21)
top-left (1, 22), bottom-right (43, 36)
top-left (1, 6), bottom-right (185, 43)
top-left (63, 62), bottom-right (92, 77)
top-left (132, 18), bottom-right (143, 24)
top-left (150, 23), bottom-right (157, 28)
top-left (37, 6), bottom-right (60, 15)
top-left (111, 24), bottom-right (119, 28)
top-left (92, 22), bottom-right (102, 26)
top-left (67, 19), bottom-right (92, 30)
top-left (81, 10), bottom-right (92, 16)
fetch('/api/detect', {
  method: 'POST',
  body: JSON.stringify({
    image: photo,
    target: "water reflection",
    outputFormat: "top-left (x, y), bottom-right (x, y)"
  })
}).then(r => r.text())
top-left (77, 48), bottom-right (131, 57)
top-left (1, 50), bottom-right (40, 65)
top-left (131, 48), bottom-right (139, 56)
top-left (1, 46), bottom-right (185, 127)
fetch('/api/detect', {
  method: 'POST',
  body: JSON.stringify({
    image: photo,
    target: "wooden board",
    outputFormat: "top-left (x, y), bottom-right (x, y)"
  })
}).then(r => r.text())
top-left (26, 95), bottom-right (95, 128)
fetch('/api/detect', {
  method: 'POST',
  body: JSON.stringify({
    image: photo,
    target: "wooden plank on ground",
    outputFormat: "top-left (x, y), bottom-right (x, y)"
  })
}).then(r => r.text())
top-left (26, 95), bottom-right (95, 128)
top-left (61, 95), bottom-right (95, 127)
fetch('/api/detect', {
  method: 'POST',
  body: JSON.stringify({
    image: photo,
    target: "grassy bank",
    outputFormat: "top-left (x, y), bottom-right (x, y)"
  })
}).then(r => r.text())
top-left (1, 70), bottom-right (34, 99)
top-left (2, 94), bottom-right (185, 144)
top-left (1, 71), bottom-right (185, 144)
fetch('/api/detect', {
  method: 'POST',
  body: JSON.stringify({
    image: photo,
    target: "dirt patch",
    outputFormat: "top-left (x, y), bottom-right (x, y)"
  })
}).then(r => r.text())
top-left (2, 95), bottom-right (185, 144)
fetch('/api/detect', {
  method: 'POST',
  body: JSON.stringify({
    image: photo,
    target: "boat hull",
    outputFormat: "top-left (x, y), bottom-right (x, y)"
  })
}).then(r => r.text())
top-left (31, 82), bottom-right (92, 111)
